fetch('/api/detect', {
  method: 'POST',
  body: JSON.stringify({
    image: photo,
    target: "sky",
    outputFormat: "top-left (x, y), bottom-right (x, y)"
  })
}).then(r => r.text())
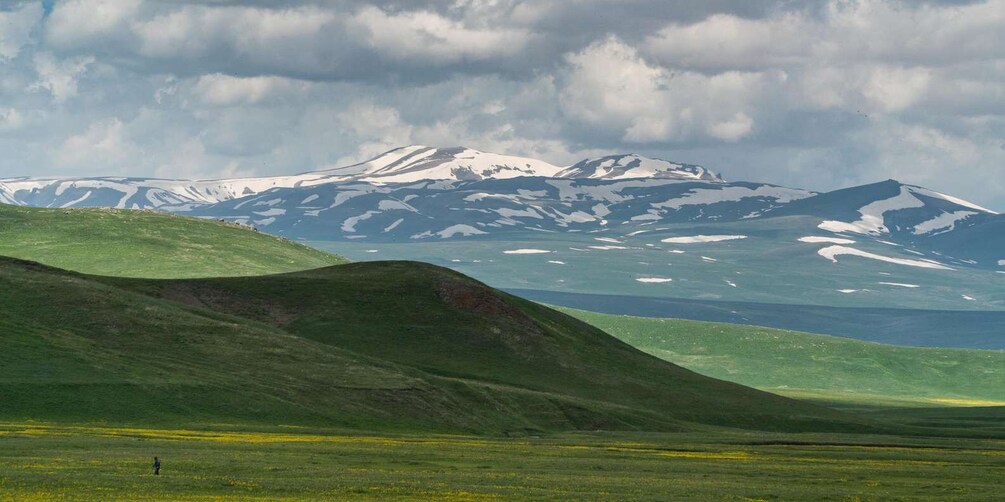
top-left (0, 0), bottom-right (1003, 209)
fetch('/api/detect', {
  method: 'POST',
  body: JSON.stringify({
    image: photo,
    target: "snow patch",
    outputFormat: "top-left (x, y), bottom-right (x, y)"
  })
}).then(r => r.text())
top-left (913, 211), bottom-right (977, 235)
top-left (661, 235), bottom-right (747, 244)
top-left (437, 224), bottom-right (486, 238)
top-left (878, 282), bottom-right (920, 288)
top-left (383, 218), bottom-right (404, 233)
top-left (547, 260), bottom-right (566, 265)
top-left (651, 185), bottom-right (812, 210)
top-left (589, 245), bottom-right (628, 250)
top-left (817, 246), bottom-right (953, 270)
top-left (342, 211), bottom-right (380, 232)
top-left (798, 236), bottom-right (856, 245)
top-left (818, 186), bottom-right (925, 235)
top-left (636, 277), bottom-right (673, 283)
top-left (503, 249), bottom-right (551, 254)
top-left (909, 186), bottom-right (998, 214)
top-left (254, 208), bottom-right (286, 217)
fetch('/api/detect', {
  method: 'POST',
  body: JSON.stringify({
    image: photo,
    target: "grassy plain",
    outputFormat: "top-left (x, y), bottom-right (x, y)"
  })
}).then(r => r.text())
top-left (559, 308), bottom-right (1005, 409)
top-left (1, 423), bottom-right (1003, 500)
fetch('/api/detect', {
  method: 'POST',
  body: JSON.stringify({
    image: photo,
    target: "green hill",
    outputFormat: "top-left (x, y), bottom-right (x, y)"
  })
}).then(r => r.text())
top-left (0, 256), bottom-right (872, 434)
top-left (560, 308), bottom-right (1005, 408)
top-left (0, 204), bottom-right (345, 278)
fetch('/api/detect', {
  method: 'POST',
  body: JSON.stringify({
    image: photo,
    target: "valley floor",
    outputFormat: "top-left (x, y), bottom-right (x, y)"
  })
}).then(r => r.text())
top-left (1, 423), bottom-right (1002, 500)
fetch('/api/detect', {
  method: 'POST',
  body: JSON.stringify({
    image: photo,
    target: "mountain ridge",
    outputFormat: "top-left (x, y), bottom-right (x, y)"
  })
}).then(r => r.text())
top-left (0, 145), bottom-right (722, 210)
top-left (2, 146), bottom-right (1001, 272)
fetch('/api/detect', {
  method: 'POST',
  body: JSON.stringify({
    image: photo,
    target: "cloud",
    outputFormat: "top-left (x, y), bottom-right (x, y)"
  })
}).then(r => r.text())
top-left (44, 0), bottom-right (142, 48)
top-left (192, 74), bottom-right (311, 106)
top-left (0, 2), bottom-right (44, 60)
top-left (41, 1), bottom-right (540, 81)
top-left (54, 118), bottom-right (143, 172)
top-left (559, 37), bottom-right (764, 143)
top-left (0, 0), bottom-right (1000, 211)
top-left (644, 13), bottom-right (812, 71)
top-left (29, 53), bottom-right (95, 103)
top-left (0, 108), bottom-right (24, 133)
top-left (348, 6), bottom-right (535, 63)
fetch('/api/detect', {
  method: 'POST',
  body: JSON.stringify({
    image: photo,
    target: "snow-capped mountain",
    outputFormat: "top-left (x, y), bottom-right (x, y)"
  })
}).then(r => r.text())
top-left (0, 174), bottom-right (331, 210)
top-left (322, 145), bottom-right (565, 183)
top-left (556, 154), bottom-right (722, 182)
top-left (1, 145), bottom-right (1001, 270)
top-left (177, 174), bottom-right (1003, 269)
top-left (765, 179), bottom-right (1002, 267)
top-left (769, 180), bottom-right (998, 237)
top-left (0, 146), bottom-right (716, 210)
top-left (182, 178), bottom-right (811, 240)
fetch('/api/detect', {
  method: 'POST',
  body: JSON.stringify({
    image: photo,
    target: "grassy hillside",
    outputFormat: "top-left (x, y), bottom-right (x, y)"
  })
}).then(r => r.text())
top-left (0, 204), bottom-right (345, 278)
top-left (560, 308), bottom-right (1005, 407)
top-left (0, 256), bottom-right (871, 434)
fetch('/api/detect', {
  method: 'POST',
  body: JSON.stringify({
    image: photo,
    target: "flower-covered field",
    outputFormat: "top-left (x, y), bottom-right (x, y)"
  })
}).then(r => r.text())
top-left (1, 423), bottom-right (1002, 500)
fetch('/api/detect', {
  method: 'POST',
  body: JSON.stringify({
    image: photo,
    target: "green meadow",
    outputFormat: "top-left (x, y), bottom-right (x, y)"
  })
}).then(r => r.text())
top-left (1, 424), bottom-right (1003, 501)
top-left (561, 308), bottom-right (1005, 409)
top-left (0, 205), bottom-right (344, 278)
top-left (0, 204), bottom-right (1003, 499)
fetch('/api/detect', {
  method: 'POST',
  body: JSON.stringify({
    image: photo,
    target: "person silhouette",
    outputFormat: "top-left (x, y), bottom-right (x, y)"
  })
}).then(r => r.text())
top-left (153, 457), bottom-right (161, 476)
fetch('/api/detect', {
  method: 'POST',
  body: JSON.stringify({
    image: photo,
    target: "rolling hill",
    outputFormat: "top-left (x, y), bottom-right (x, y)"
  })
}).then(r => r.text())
top-left (0, 255), bottom-right (870, 434)
top-left (0, 204), bottom-right (345, 278)
top-left (559, 307), bottom-right (1005, 407)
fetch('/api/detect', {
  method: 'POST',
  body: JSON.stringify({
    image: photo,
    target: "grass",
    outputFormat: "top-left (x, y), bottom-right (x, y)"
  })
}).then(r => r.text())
top-left (557, 307), bottom-right (1005, 409)
top-left (0, 256), bottom-right (874, 434)
top-left (0, 206), bottom-right (1003, 498)
top-left (0, 423), bottom-right (1002, 500)
top-left (0, 204), bottom-right (345, 278)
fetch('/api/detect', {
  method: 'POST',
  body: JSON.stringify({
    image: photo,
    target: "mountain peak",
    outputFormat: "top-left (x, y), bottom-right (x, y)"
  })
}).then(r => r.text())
top-left (325, 145), bottom-right (564, 183)
top-left (557, 154), bottom-right (724, 182)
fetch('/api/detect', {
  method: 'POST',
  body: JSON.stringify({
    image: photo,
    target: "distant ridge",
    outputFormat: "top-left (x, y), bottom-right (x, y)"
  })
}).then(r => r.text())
top-left (0, 146), bottom-right (716, 210)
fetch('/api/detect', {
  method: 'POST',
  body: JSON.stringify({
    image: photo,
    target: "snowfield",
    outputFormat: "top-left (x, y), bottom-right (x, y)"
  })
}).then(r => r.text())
top-left (651, 185), bottom-right (812, 210)
top-left (798, 236), bottom-right (856, 245)
top-left (661, 235), bottom-right (747, 244)
top-left (818, 185), bottom-right (995, 238)
top-left (912, 211), bottom-right (978, 235)
top-left (878, 282), bottom-right (921, 288)
top-left (503, 249), bottom-right (552, 254)
top-left (817, 246), bottom-right (953, 270)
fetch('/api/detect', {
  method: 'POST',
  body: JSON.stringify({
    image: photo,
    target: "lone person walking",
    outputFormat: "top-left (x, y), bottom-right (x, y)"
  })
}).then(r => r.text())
top-left (153, 457), bottom-right (161, 476)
